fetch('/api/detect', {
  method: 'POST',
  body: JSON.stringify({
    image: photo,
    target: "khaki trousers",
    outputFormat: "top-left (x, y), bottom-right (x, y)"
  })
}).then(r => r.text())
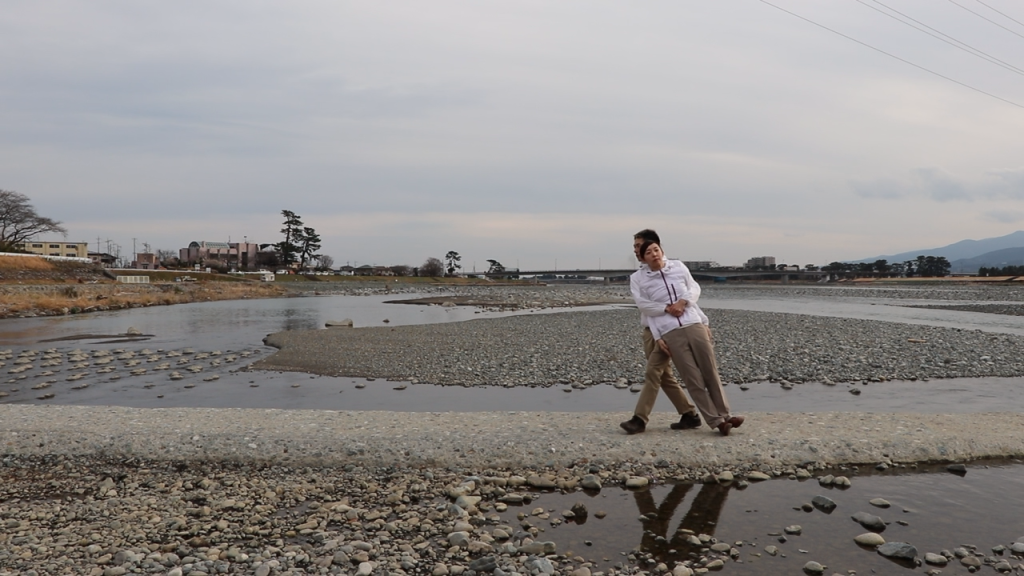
top-left (633, 327), bottom-right (697, 423)
top-left (661, 323), bottom-right (732, 428)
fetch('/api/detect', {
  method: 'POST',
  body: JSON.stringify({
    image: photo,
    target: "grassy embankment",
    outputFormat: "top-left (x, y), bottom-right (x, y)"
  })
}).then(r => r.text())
top-left (0, 256), bottom-right (286, 319)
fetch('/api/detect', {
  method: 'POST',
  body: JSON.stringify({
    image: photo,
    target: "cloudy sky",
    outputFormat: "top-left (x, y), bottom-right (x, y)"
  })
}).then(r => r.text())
top-left (3, 1), bottom-right (1024, 270)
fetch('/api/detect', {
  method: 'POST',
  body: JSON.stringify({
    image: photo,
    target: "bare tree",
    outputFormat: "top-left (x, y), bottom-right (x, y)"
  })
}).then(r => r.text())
top-left (0, 190), bottom-right (67, 250)
top-left (390, 264), bottom-right (411, 276)
top-left (156, 249), bottom-right (177, 264)
top-left (420, 257), bottom-right (444, 277)
top-left (317, 254), bottom-right (335, 270)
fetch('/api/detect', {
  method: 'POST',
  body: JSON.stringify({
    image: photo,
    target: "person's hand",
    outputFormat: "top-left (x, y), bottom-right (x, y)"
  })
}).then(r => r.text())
top-left (657, 339), bottom-right (670, 355)
top-left (665, 299), bottom-right (687, 317)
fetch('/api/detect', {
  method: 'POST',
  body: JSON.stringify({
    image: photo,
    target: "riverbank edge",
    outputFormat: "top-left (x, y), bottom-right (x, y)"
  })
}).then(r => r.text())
top-left (0, 282), bottom-right (290, 319)
top-left (3, 405), bottom-right (1020, 472)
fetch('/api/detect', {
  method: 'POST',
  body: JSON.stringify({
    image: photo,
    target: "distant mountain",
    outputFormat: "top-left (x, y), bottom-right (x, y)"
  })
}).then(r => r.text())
top-left (950, 247), bottom-right (1024, 274)
top-left (855, 230), bottom-right (1024, 263)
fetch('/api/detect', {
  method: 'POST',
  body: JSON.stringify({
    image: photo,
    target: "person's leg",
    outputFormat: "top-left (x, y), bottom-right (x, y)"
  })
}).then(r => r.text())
top-left (687, 325), bottom-right (732, 419)
top-left (634, 328), bottom-right (698, 421)
top-left (631, 329), bottom-right (664, 425)
top-left (662, 326), bottom-right (729, 429)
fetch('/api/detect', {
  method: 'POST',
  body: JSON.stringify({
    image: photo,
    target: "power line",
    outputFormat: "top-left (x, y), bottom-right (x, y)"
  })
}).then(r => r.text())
top-left (973, 0), bottom-right (1024, 30)
top-left (756, 0), bottom-right (1024, 110)
top-left (859, 0), bottom-right (1024, 77)
top-left (947, 0), bottom-right (1024, 40)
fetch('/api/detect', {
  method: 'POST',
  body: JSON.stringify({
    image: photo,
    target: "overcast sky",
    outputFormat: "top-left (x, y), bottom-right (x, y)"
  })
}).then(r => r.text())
top-left (3, 1), bottom-right (1024, 270)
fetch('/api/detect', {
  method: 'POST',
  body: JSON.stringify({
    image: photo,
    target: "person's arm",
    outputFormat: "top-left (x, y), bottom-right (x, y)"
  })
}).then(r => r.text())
top-left (679, 263), bottom-right (701, 304)
top-left (631, 272), bottom-right (670, 318)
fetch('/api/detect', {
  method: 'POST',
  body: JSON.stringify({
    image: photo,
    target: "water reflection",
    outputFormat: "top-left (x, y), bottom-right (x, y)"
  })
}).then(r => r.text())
top-left (497, 462), bottom-right (1024, 574)
top-left (635, 483), bottom-right (729, 560)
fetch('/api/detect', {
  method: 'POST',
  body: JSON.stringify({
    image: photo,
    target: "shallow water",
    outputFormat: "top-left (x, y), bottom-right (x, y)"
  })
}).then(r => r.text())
top-left (3, 292), bottom-right (1024, 411)
top-left (0, 293), bottom-right (619, 348)
top-left (7, 367), bottom-right (1023, 414)
top-left (500, 461), bottom-right (1024, 573)
top-left (703, 296), bottom-right (1024, 336)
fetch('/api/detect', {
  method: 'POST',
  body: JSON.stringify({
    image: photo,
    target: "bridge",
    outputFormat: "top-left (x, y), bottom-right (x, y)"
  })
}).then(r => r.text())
top-left (485, 268), bottom-right (828, 281)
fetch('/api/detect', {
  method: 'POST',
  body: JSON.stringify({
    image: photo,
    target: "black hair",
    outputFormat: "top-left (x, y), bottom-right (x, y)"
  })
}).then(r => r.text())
top-left (634, 229), bottom-right (660, 244)
top-left (639, 240), bottom-right (661, 261)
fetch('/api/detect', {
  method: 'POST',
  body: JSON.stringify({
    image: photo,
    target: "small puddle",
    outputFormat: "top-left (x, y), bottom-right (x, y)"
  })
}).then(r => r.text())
top-left (487, 461), bottom-right (1024, 574)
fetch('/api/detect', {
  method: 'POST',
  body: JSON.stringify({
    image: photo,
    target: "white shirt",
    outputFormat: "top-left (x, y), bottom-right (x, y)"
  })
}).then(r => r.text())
top-left (630, 259), bottom-right (709, 340)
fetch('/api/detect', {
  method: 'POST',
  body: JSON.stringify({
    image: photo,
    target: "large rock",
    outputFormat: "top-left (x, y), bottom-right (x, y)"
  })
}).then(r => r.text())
top-left (625, 477), bottom-right (649, 488)
top-left (448, 531), bottom-right (470, 548)
top-left (852, 511), bottom-right (886, 531)
top-left (524, 557), bottom-right (555, 574)
top-left (812, 495), bottom-right (837, 514)
top-left (877, 542), bottom-right (918, 561)
top-left (469, 556), bottom-right (498, 573)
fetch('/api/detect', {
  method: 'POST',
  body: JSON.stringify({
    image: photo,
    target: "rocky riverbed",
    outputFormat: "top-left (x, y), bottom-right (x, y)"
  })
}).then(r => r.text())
top-left (3, 406), bottom-right (1024, 576)
top-left (256, 308), bottom-right (1024, 386)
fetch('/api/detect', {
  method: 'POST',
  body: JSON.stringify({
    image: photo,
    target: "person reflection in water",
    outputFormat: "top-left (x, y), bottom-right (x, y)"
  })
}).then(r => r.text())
top-left (634, 482), bottom-right (730, 555)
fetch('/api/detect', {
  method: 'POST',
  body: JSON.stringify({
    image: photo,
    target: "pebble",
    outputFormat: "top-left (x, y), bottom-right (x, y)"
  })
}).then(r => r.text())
top-left (855, 533), bottom-right (886, 547)
top-left (803, 561), bottom-right (825, 574)
top-left (869, 498), bottom-right (891, 508)
top-left (924, 552), bottom-right (948, 566)
top-left (852, 511), bottom-right (886, 531)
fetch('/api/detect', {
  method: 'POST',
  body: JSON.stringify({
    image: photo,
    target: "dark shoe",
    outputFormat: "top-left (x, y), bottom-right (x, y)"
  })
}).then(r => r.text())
top-left (620, 416), bottom-right (646, 435)
top-left (717, 422), bottom-right (733, 436)
top-left (670, 412), bottom-right (702, 430)
top-left (727, 415), bottom-right (745, 429)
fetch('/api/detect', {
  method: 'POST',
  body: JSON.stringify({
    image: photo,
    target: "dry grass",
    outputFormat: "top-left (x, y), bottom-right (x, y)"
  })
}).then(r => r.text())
top-left (0, 283), bottom-right (287, 318)
top-left (0, 255), bottom-right (56, 271)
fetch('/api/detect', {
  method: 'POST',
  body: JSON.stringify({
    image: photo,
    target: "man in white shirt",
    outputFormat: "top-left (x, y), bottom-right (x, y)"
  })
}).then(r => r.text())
top-left (621, 229), bottom-right (702, 434)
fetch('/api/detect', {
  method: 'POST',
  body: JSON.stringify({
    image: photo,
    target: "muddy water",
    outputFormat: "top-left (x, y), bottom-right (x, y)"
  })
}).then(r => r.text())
top-left (497, 461), bottom-right (1024, 573)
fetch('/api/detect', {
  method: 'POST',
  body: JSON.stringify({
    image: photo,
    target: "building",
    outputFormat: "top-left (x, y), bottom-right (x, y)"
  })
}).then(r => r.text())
top-left (682, 261), bottom-right (719, 270)
top-left (179, 241), bottom-right (260, 270)
top-left (744, 256), bottom-right (777, 269)
top-left (89, 252), bottom-right (117, 267)
top-left (13, 240), bottom-right (89, 258)
top-left (133, 253), bottom-right (160, 270)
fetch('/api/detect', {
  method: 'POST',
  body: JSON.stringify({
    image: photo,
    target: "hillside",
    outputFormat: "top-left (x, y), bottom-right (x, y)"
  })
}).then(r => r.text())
top-left (950, 247), bottom-right (1024, 274)
top-left (856, 230), bottom-right (1024, 263)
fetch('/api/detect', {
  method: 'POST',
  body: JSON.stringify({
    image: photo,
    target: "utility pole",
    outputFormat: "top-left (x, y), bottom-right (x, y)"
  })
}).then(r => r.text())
top-left (132, 238), bottom-right (137, 266)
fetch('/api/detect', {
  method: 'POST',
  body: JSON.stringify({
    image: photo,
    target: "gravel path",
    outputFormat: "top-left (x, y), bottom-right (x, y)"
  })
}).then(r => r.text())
top-left (256, 308), bottom-right (1024, 385)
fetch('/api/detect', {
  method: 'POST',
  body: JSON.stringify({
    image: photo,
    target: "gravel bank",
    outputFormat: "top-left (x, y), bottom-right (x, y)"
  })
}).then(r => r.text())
top-left (4, 405), bottom-right (1023, 470)
top-left (256, 308), bottom-right (1024, 385)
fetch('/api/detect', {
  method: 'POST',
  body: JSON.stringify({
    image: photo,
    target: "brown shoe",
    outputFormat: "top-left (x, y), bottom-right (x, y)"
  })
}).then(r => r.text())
top-left (717, 422), bottom-right (733, 436)
top-left (727, 416), bottom-right (745, 428)
top-left (620, 416), bottom-right (646, 435)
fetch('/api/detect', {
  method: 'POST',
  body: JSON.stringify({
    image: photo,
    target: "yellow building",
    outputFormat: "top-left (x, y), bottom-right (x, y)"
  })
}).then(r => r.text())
top-left (15, 241), bottom-right (89, 258)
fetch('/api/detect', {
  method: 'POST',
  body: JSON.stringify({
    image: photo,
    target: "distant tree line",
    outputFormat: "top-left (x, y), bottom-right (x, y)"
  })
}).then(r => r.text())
top-left (978, 265), bottom-right (1024, 276)
top-left (820, 255), bottom-right (951, 278)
